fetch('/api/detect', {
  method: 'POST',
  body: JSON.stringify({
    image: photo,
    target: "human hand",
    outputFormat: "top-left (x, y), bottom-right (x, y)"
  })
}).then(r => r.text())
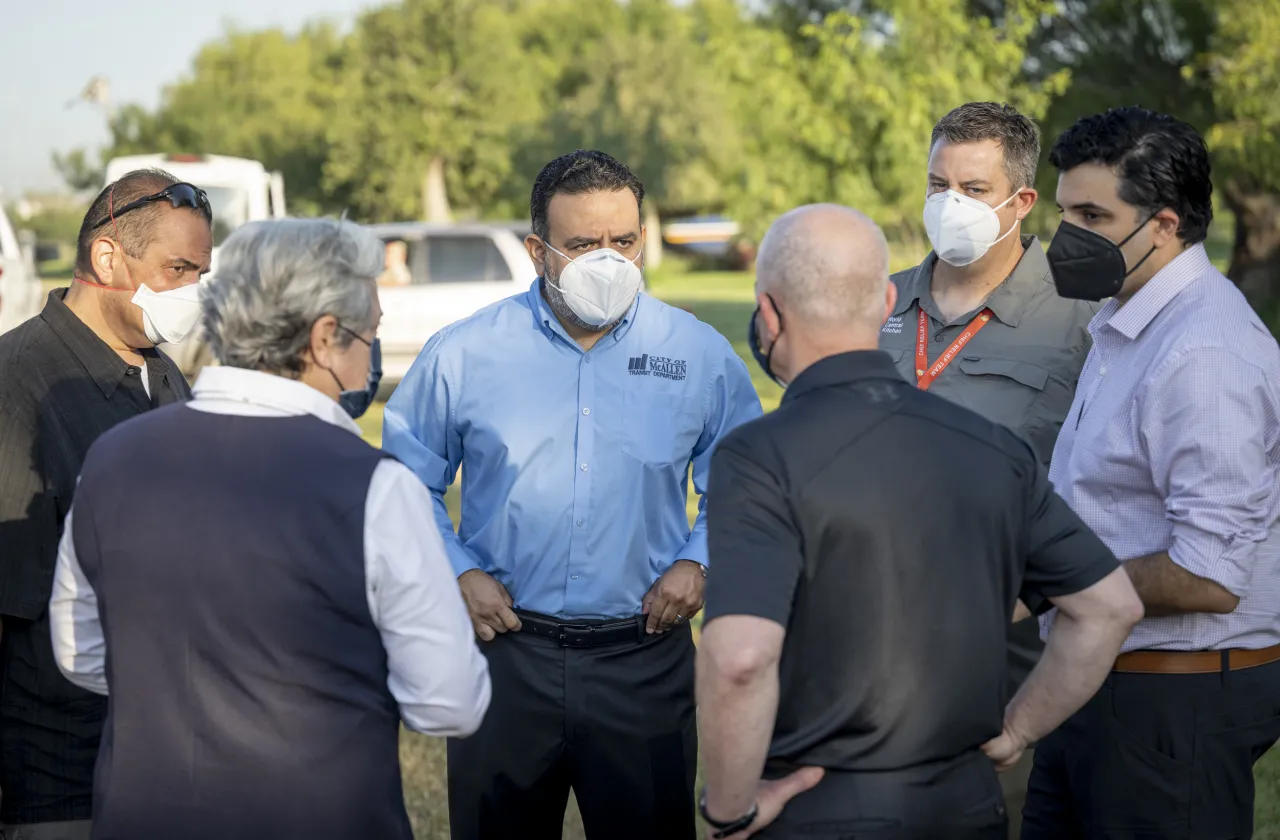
top-left (642, 559), bottom-right (705, 634)
top-left (981, 724), bottom-right (1029, 772)
top-left (704, 767), bottom-right (825, 839)
top-left (457, 570), bottom-right (521, 641)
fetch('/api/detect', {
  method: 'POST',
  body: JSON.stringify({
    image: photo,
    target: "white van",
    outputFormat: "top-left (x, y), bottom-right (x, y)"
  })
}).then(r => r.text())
top-left (101, 154), bottom-right (287, 377)
top-left (0, 202), bottom-right (41, 336)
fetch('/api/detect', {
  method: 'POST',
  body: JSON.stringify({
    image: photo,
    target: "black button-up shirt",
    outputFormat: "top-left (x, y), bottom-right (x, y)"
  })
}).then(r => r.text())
top-left (0, 288), bottom-right (191, 823)
top-left (704, 350), bottom-right (1117, 772)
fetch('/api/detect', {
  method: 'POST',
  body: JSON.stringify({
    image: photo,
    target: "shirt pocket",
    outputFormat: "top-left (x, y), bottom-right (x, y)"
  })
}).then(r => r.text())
top-left (621, 388), bottom-right (702, 469)
top-left (957, 355), bottom-right (1054, 457)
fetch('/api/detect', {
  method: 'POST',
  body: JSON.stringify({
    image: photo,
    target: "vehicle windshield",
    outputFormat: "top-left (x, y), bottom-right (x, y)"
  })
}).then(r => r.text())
top-left (199, 185), bottom-right (250, 246)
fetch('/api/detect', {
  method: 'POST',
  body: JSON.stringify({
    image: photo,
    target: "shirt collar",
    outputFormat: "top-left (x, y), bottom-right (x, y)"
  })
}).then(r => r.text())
top-left (1096, 243), bottom-right (1212, 342)
top-left (40, 287), bottom-right (170, 400)
top-left (525, 278), bottom-right (640, 346)
top-left (190, 366), bottom-right (362, 435)
top-left (892, 235), bottom-right (1049, 328)
top-left (782, 350), bottom-right (904, 404)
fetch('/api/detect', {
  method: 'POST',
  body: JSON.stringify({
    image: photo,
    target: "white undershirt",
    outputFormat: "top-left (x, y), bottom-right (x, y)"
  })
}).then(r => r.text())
top-left (138, 360), bottom-right (150, 399)
top-left (49, 366), bottom-right (492, 737)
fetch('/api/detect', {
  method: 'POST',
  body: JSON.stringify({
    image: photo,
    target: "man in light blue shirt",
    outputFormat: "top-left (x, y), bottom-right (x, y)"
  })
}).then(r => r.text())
top-left (383, 150), bottom-right (761, 840)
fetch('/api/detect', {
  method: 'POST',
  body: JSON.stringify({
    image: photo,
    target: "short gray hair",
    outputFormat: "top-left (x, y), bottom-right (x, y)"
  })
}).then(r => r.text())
top-left (202, 218), bottom-right (383, 376)
top-left (757, 204), bottom-right (890, 327)
top-left (931, 102), bottom-right (1041, 191)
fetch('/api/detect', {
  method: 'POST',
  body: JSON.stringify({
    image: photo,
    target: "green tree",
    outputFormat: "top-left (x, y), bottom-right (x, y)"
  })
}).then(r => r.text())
top-left (1013, 0), bottom-right (1280, 311)
top-left (97, 24), bottom-right (346, 216)
top-left (509, 0), bottom-right (738, 264)
top-left (703, 0), bottom-right (1067, 241)
top-left (1199, 0), bottom-right (1280, 311)
top-left (51, 149), bottom-right (105, 193)
top-left (324, 0), bottom-right (541, 223)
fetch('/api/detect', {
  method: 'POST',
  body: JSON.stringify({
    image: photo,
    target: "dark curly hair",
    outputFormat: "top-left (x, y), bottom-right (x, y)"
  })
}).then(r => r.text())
top-left (530, 150), bottom-right (644, 243)
top-left (1049, 106), bottom-right (1213, 245)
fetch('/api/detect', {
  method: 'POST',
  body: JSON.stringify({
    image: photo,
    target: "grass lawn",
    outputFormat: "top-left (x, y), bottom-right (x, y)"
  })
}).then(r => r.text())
top-left (358, 261), bottom-right (1280, 838)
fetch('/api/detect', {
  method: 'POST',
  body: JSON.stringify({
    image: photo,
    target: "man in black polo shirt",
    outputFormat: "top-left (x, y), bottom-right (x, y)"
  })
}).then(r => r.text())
top-left (695, 204), bottom-right (1143, 839)
top-left (0, 169), bottom-right (211, 838)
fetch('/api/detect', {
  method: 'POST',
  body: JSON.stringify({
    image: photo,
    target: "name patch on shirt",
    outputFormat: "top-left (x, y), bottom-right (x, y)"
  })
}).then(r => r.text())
top-left (628, 354), bottom-right (688, 381)
top-left (881, 315), bottom-right (904, 335)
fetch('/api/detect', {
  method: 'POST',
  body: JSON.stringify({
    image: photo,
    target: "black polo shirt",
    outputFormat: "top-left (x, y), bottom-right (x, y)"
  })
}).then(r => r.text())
top-left (704, 350), bottom-right (1117, 773)
top-left (0, 288), bottom-right (190, 823)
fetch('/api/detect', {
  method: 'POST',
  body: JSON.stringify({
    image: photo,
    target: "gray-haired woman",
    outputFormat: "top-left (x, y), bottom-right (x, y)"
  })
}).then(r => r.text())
top-left (48, 218), bottom-right (491, 840)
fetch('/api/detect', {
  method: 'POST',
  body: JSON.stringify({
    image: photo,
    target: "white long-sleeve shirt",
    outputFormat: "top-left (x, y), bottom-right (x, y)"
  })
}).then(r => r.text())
top-left (48, 365), bottom-right (491, 737)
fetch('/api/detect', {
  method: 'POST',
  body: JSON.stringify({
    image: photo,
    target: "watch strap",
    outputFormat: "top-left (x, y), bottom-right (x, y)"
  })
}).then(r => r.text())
top-left (699, 788), bottom-right (758, 837)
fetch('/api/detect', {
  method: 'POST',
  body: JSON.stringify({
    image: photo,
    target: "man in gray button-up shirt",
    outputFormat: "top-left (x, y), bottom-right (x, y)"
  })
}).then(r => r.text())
top-left (878, 102), bottom-right (1099, 838)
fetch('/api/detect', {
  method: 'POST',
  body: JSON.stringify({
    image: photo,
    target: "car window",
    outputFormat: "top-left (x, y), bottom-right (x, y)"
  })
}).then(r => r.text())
top-left (413, 235), bottom-right (512, 284)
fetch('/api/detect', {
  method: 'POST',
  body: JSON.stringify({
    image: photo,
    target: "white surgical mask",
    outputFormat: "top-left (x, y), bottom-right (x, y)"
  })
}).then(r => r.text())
top-left (131, 282), bottom-right (203, 345)
top-left (923, 189), bottom-right (1021, 267)
top-left (544, 244), bottom-right (643, 327)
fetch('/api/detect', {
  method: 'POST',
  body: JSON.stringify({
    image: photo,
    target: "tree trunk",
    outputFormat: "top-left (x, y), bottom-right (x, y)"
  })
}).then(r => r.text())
top-left (1223, 178), bottom-right (1280, 315)
top-left (643, 203), bottom-right (663, 270)
top-left (422, 156), bottom-right (452, 223)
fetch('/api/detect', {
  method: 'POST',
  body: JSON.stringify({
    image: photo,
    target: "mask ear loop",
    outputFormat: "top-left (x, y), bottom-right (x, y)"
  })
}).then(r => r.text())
top-left (1115, 210), bottom-right (1163, 279)
top-left (989, 189), bottom-right (1025, 249)
top-left (75, 185), bottom-right (140, 294)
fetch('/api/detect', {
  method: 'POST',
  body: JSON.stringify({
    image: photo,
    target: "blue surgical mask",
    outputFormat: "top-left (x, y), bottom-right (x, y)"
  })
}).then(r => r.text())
top-left (338, 337), bottom-right (382, 419)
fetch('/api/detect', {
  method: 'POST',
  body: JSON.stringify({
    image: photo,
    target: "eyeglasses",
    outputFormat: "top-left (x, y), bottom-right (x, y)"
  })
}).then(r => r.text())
top-left (338, 324), bottom-right (373, 347)
top-left (88, 183), bottom-right (213, 232)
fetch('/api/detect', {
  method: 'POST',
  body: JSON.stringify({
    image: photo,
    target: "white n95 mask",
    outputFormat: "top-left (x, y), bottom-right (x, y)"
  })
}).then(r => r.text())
top-left (131, 282), bottom-right (203, 345)
top-left (544, 244), bottom-right (643, 327)
top-left (923, 190), bottom-right (1021, 267)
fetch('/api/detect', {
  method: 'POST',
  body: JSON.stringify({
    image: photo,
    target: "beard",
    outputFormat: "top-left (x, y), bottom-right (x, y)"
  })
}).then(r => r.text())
top-left (542, 259), bottom-right (615, 333)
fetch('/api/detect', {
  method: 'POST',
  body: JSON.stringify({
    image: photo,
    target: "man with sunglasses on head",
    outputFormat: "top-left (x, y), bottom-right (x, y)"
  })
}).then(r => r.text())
top-left (0, 169), bottom-right (212, 839)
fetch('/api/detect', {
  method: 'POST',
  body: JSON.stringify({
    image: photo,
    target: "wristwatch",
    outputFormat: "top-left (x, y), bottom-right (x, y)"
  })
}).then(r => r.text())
top-left (698, 788), bottom-right (757, 838)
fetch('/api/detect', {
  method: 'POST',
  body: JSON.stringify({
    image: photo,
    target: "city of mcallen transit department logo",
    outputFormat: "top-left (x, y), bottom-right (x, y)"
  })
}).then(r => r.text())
top-left (628, 354), bottom-right (688, 381)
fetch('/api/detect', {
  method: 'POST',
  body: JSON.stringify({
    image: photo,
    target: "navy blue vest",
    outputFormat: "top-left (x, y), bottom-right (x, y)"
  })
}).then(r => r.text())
top-left (72, 404), bottom-right (412, 840)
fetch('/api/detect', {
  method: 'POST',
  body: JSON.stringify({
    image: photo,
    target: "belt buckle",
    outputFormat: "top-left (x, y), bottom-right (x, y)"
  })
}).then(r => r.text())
top-left (558, 624), bottom-right (594, 648)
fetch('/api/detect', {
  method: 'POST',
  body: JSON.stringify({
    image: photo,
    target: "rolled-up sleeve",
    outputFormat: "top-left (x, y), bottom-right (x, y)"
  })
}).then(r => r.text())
top-left (681, 344), bottom-right (763, 568)
top-left (382, 328), bottom-right (480, 578)
top-left (364, 460), bottom-right (491, 736)
top-left (1140, 348), bottom-right (1280, 597)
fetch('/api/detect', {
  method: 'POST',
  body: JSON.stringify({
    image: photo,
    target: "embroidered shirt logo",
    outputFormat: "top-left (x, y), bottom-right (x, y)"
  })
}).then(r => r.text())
top-left (882, 314), bottom-right (904, 335)
top-left (628, 354), bottom-right (688, 381)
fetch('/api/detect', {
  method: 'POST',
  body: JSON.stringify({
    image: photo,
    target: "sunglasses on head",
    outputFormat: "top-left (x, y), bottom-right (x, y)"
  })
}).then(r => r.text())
top-left (88, 182), bottom-right (213, 232)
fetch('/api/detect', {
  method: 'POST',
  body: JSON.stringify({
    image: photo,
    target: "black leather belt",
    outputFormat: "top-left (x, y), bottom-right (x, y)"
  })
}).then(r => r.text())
top-left (514, 609), bottom-right (643, 648)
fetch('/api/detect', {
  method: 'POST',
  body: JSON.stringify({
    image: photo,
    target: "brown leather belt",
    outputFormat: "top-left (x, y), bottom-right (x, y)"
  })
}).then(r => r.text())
top-left (1113, 643), bottom-right (1280, 674)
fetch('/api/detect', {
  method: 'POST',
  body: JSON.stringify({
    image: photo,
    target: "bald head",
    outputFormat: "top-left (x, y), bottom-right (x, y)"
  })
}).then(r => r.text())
top-left (756, 204), bottom-right (890, 327)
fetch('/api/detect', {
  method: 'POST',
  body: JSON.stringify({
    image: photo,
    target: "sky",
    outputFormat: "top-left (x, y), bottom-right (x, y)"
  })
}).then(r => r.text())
top-left (0, 0), bottom-right (381, 198)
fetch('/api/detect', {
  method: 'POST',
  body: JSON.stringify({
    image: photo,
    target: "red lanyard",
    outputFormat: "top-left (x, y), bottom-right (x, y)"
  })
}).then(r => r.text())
top-left (915, 308), bottom-right (993, 390)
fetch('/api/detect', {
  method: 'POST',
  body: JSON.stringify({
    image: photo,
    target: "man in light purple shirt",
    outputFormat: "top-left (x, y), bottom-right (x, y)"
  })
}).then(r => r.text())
top-left (1018, 106), bottom-right (1280, 839)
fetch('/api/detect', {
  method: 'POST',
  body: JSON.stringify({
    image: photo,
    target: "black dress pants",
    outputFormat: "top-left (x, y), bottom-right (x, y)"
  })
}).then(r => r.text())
top-left (446, 619), bottom-right (697, 840)
top-left (1022, 658), bottom-right (1280, 839)
top-left (755, 750), bottom-right (1007, 839)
